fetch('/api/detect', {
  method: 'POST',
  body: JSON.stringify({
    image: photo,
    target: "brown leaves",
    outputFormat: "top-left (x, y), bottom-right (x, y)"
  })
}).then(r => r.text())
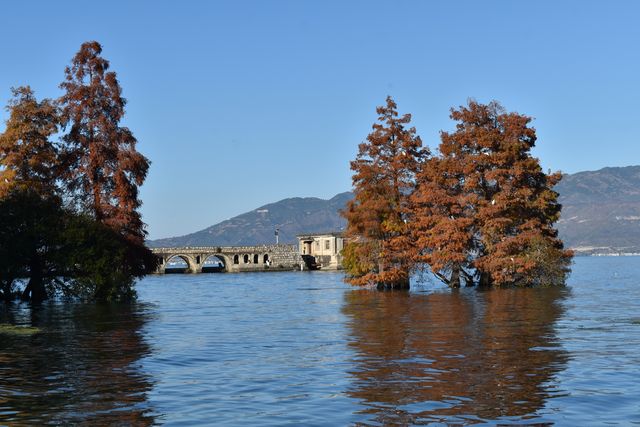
top-left (344, 98), bottom-right (572, 289)
top-left (342, 97), bottom-right (429, 289)
top-left (58, 41), bottom-right (149, 244)
top-left (411, 100), bottom-right (571, 287)
top-left (0, 86), bottom-right (59, 199)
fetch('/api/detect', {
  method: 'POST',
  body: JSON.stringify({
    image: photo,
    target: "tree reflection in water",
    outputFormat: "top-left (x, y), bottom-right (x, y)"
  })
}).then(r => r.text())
top-left (342, 287), bottom-right (569, 425)
top-left (0, 303), bottom-right (155, 425)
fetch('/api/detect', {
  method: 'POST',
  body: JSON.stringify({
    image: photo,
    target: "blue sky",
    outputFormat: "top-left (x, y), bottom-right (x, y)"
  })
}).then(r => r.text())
top-left (0, 1), bottom-right (638, 239)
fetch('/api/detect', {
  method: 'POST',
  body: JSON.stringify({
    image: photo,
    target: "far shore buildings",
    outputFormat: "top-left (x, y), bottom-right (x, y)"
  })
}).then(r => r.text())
top-left (297, 232), bottom-right (345, 270)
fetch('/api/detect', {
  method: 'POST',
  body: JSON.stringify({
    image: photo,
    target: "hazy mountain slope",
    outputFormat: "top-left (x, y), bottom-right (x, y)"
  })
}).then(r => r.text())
top-left (150, 192), bottom-right (352, 247)
top-left (150, 166), bottom-right (640, 254)
top-left (554, 166), bottom-right (640, 253)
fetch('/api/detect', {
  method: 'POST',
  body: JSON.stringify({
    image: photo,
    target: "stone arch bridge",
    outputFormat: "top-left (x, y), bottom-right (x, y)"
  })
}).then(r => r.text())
top-left (152, 244), bottom-right (303, 274)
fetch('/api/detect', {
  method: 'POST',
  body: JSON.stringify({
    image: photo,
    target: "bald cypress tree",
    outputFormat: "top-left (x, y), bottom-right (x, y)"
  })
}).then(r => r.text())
top-left (0, 42), bottom-right (156, 303)
top-left (412, 100), bottom-right (571, 287)
top-left (0, 87), bottom-right (62, 301)
top-left (58, 41), bottom-right (149, 244)
top-left (0, 86), bottom-right (59, 198)
top-left (410, 154), bottom-right (476, 288)
top-left (342, 97), bottom-right (429, 289)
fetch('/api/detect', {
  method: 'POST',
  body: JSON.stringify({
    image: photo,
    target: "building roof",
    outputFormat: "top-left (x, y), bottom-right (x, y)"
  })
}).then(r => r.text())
top-left (296, 231), bottom-right (344, 239)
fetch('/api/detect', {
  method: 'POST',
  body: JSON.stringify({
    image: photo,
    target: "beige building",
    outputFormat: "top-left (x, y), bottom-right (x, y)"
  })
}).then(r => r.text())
top-left (297, 232), bottom-right (345, 270)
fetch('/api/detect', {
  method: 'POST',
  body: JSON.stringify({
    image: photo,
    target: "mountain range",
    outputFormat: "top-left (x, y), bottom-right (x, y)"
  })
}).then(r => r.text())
top-left (553, 166), bottom-right (640, 254)
top-left (150, 166), bottom-right (640, 255)
top-left (150, 192), bottom-right (352, 248)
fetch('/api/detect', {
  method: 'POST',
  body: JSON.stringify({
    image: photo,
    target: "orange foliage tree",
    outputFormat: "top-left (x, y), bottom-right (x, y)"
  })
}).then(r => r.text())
top-left (342, 97), bottom-right (429, 289)
top-left (0, 86), bottom-right (59, 198)
top-left (58, 41), bottom-right (149, 244)
top-left (0, 42), bottom-right (156, 303)
top-left (410, 149), bottom-right (476, 288)
top-left (411, 101), bottom-right (572, 287)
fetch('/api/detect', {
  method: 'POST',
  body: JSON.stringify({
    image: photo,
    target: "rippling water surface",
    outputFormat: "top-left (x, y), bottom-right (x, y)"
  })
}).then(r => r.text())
top-left (1, 257), bottom-right (640, 425)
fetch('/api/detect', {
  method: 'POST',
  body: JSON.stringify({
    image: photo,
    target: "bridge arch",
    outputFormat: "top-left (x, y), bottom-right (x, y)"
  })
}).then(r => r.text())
top-left (164, 254), bottom-right (194, 273)
top-left (201, 254), bottom-right (229, 273)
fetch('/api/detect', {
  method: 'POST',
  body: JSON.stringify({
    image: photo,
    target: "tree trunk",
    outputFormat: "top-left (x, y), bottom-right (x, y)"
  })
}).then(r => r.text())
top-left (462, 270), bottom-right (475, 287)
top-left (22, 255), bottom-right (47, 303)
top-left (479, 271), bottom-right (492, 288)
top-left (376, 276), bottom-right (410, 291)
top-left (1, 278), bottom-right (13, 302)
top-left (449, 265), bottom-right (461, 288)
top-left (21, 282), bottom-right (31, 301)
top-left (392, 276), bottom-right (410, 290)
top-left (93, 181), bottom-right (103, 221)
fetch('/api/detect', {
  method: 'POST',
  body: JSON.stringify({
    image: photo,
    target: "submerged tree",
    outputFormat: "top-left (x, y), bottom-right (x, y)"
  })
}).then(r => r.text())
top-left (59, 213), bottom-right (157, 301)
top-left (0, 189), bottom-right (66, 302)
top-left (0, 188), bottom-right (157, 303)
top-left (410, 153), bottom-right (476, 288)
top-left (342, 97), bottom-right (429, 289)
top-left (412, 100), bottom-right (572, 287)
top-left (0, 87), bottom-right (62, 302)
top-left (58, 41), bottom-right (150, 244)
top-left (0, 86), bottom-right (59, 198)
top-left (0, 42), bottom-right (157, 303)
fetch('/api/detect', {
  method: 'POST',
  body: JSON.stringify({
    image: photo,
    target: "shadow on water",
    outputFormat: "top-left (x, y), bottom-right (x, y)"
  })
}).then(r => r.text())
top-left (0, 302), bottom-right (156, 425)
top-left (342, 286), bottom-right (570, 425)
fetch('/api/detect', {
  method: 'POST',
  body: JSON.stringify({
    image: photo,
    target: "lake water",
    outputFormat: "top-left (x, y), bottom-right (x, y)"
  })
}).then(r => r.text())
top-left (1, 256), bottom-right (639, 425)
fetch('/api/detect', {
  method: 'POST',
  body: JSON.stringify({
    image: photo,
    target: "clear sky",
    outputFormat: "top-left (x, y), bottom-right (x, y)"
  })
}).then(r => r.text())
top-left (0, 1), bottom-right (638, 239)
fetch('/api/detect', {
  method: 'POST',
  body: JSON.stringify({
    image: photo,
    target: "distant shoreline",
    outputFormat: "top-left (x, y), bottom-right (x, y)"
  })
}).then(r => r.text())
top-left (575, 252), bottom-right (640, 257)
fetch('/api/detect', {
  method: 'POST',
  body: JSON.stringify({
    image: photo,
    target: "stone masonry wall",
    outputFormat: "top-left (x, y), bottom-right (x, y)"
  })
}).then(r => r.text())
top-left (152, 244), bottom-right (304, 273)
top-left (267, 244), bottom-right (304, 270)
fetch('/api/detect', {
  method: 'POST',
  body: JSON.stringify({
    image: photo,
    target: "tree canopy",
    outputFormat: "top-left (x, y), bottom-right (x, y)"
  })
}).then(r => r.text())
top-left (345, 98), bottom-right (572, 289)
top-left (342, 97), bottom-right (429, 289)
top-left (59, 41), bottom-right (149, 245)
top-left (412, 101), bottom-right (572, 287)
top-left (0, 86), bottom-right (59, 198)
top-left (0, 41), bottom-right (156, 303)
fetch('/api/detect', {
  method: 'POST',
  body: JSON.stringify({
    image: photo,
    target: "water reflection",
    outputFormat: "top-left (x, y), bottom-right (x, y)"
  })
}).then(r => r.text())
top-left (343, 287), bottom-right (569, 425)
top-left (0, 302), bottom-right (155, 425)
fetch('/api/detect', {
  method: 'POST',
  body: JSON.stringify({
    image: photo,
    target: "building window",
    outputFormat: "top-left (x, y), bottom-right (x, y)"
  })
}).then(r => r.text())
top-left (315, 241), bottom-right (320, 250)
top-left (244, 254), bottom-right (250, 263)
top-left (325, 240), bottom-right (330, 250)
top-left (233, 255), bottom-right (239, 264)
top-left (253, 254), bottom-right (259, 264)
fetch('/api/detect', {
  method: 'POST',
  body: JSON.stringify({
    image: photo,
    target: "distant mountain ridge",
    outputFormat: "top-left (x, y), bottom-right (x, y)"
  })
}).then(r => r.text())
top-left (150, 192), bottom-right (352, 248)
top-left (554, 166), bottom-right (640, 254)
top-left (149, 166), bottom-right (640, 255)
